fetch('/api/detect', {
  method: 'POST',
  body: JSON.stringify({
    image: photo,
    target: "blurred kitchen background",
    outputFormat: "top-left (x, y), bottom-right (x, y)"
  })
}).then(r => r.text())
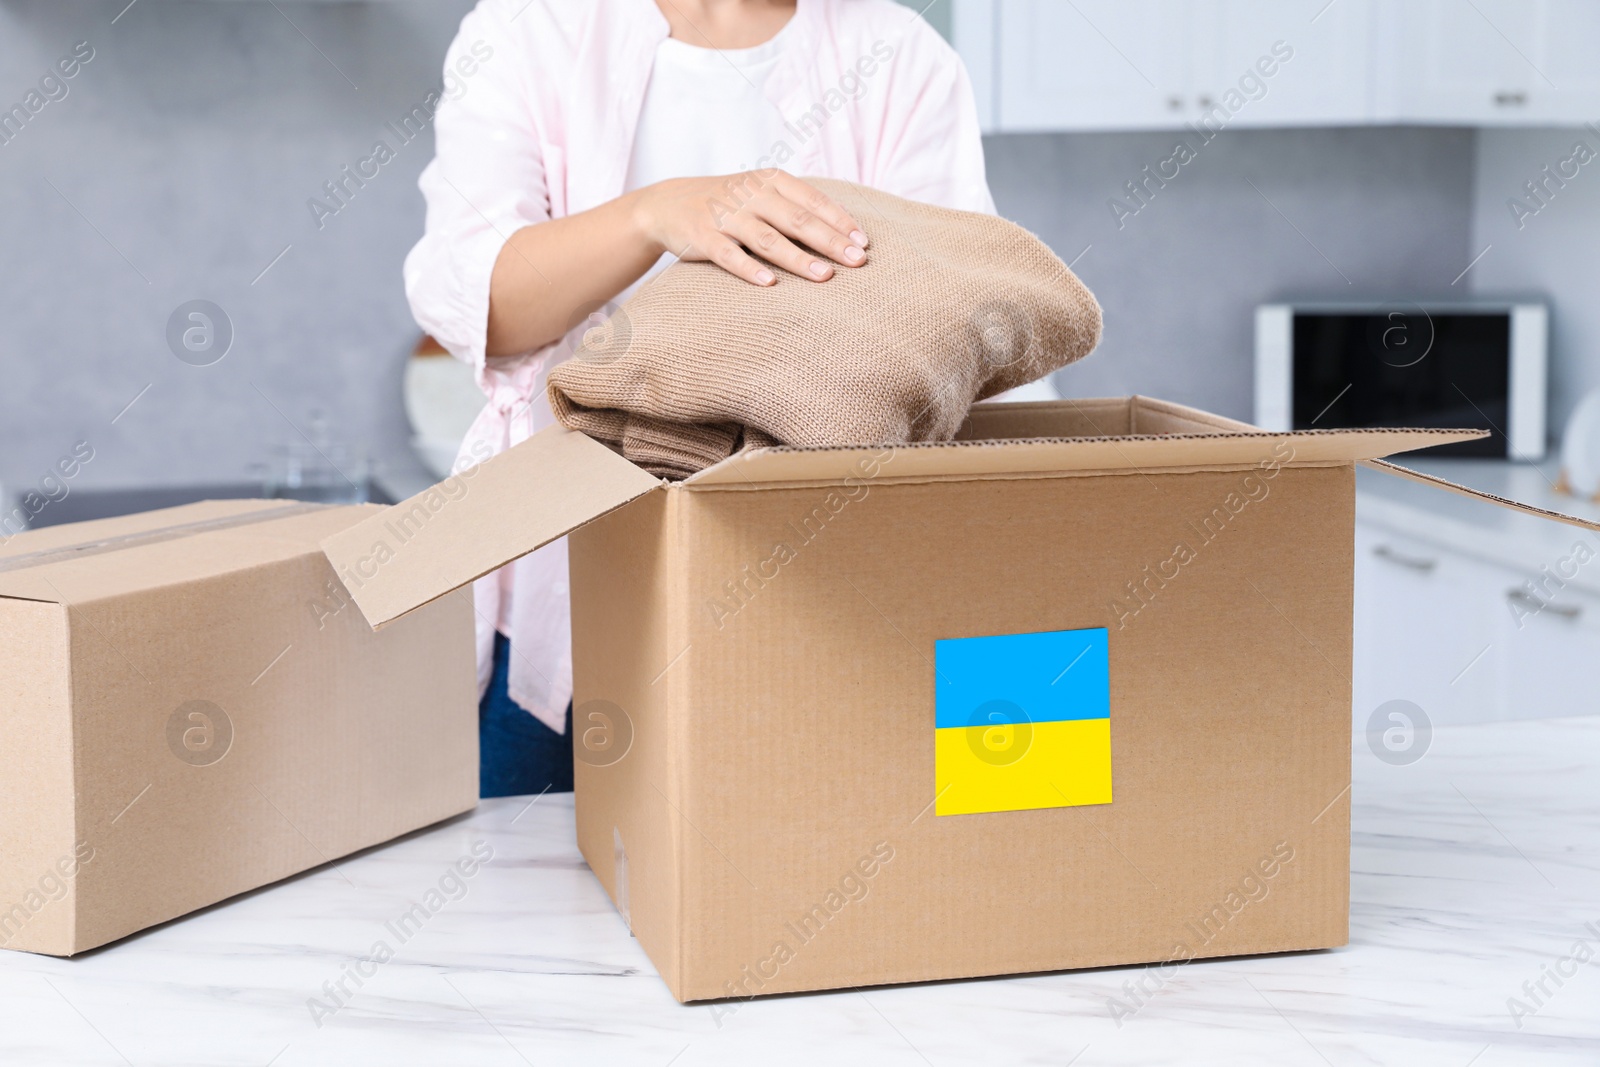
top-left (5, 0), bottom-right (1600, 725)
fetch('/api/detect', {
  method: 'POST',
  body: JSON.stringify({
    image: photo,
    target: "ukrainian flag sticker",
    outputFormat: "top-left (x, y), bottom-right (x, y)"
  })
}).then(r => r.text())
top-left (934, 627), bottom-right (1112, 817)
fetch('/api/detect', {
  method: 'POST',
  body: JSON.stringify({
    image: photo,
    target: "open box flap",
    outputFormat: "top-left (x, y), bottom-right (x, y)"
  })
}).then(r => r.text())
top-left (1364, 459), bottom-right (1600, 533)
top-left (683, 425), bottom-right (1490, 489)
top-left (317, 397), bottom-right (1493, 630)
top-left (320, 426), bottom-right (662, 629)
top-left (955, 394), bottom-right (1259, 439)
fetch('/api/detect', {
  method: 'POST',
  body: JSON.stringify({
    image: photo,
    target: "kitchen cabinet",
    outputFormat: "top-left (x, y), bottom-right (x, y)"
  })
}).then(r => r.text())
top-left (981, 0), bottom-right (1375, 132)
top-left (1379, 0), bottom-right (1527, 123)
top-left (993, 1), bottom-right (1196, 132)
top-left (1387, 0), bottom-right (1600, 125)
top-left (1354, 515), bottom-right (1600, 726)
top-left (954, 0), bottom-right (1600, 132)
top-left (1353, 520), bottom-right (1503, 727)
top-left (1193, 0), bottom-right (1375, 128)
top-left (1496, 563), bottom-right (1600, 720)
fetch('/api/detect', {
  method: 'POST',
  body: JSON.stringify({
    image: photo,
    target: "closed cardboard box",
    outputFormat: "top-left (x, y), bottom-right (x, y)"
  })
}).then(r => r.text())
top-left (0, 500), bottom-right (477, 955)
top-left (324, 396), bottom-right (1587, 1002)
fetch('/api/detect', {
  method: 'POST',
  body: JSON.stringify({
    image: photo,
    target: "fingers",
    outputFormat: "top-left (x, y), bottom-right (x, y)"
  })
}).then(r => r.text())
top-left (699, 232), bottom-right (777, 287)
top-left (723, 212), bottom-right (838, 282)
top-left (771, 172), bottom-right (869, 250)
top-left (761, 197), bottom-right (866, 275)
top-left (685, 170), bottom-right (870, 285)
top-left (719, 176), bottom-right (866, 282)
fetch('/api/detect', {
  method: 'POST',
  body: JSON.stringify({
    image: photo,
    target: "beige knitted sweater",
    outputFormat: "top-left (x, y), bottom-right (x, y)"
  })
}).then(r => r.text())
top-left (548, 179), bottom-right (1102, 478)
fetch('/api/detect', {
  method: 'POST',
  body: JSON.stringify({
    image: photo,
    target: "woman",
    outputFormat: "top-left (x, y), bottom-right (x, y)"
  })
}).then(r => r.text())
top-left (405, 0), bottom-right (993, 796)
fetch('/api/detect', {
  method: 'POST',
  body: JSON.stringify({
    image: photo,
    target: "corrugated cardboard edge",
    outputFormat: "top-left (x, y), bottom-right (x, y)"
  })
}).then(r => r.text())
top-left (0, 599), bottom-right (76, 955)
top-left (318, 399), bottom-right (1491, 631)
top-left (665, 490), bottom-right (694, 1002)
top-left (677, 937), bottom-right (1350, 1003)
top-left (1363, 459), bottom-right (1600, 533)
top-left (954, 395), bottom-right (1257, 438)
top-left (320, 427), bottom-right (663, 630)
top-left (1126, 394), bottom-right (1260, 433)
top-left (682, 426), bottom-right (1488, 490)
top-left (568, 489), bottom-right (693, 998)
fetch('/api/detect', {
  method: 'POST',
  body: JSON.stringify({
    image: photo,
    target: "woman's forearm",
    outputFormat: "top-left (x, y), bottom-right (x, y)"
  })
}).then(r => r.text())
top-left (486, 172), bottom-right (868, 357)
top-left (485, 190), bottom-right (662, 357)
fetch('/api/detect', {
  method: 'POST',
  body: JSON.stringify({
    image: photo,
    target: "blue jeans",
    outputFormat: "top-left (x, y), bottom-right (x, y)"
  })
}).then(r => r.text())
top-left (478, 635), bottom-right (573, 798)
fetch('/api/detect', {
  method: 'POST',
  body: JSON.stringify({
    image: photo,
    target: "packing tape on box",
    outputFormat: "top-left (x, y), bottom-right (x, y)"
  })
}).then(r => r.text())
top-left (0, 502), bottom-right (330, 576)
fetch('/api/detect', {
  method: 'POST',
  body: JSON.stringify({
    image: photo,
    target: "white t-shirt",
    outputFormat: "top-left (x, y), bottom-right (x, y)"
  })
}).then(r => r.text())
top-left (622, 22), bottom-right (796, 281)
top-left (624, 23), bottom-right (793, 190)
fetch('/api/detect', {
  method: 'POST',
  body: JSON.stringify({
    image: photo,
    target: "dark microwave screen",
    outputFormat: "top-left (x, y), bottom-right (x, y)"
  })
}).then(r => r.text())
top-left (1291, 311), bottom-right (1508, 457)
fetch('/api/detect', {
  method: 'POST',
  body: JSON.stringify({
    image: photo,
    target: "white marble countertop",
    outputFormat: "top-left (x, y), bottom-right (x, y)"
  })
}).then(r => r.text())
top-left (4, 715), bottom-right (1598, 1066)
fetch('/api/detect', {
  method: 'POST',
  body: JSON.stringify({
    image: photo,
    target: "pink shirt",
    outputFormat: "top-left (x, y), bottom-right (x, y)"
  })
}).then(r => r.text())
top-left (405, 0), bottom-right (995, 731)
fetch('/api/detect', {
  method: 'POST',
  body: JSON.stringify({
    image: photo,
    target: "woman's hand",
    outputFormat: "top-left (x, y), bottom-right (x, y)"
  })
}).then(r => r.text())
top-left (630, 170), bottom-right (869, 286)
top-left (486, 170), bottom-right (867, 356)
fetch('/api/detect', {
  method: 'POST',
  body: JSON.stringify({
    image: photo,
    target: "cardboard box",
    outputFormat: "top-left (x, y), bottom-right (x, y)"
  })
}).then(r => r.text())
top-left (323, 396), bottom-right (1596, 1002)
top-left (0, 500), bottom-right (477, 955)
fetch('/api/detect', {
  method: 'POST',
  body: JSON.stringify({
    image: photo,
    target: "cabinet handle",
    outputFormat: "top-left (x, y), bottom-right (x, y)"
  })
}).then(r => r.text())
top-left (1167, 95), bottom-right (1184, 111)
top-left (1506, 588), bottom-right (1582, 620)
top-left (1196, 94), bottom-right (1214, 108)
top-left (1372, 544), bottom-right (1437, 572)
top-left (1493, 90), bottom-right (1528, 106)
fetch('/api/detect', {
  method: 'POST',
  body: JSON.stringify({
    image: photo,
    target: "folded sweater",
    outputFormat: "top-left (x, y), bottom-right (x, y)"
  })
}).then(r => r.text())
top-left (547, 179), bottom-right (1102, 478)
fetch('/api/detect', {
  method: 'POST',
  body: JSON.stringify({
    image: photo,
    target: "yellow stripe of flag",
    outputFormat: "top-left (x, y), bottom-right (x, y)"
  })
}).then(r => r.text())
top-left (935, 718), bottom-right (1113, 816)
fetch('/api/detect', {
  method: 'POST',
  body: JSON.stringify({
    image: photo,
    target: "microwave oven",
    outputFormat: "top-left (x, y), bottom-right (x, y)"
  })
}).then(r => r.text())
top-left (1253, 301), bottom-right (1547, 459)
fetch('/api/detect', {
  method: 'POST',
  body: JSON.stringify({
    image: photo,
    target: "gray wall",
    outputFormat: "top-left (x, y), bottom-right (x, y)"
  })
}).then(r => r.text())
top-left (1, 1), bottom-right (1478, 499)
top-left (0, 0), bottom-right (475, 502)
top-left (990, 127), bottom-right (1478, 421)
top-left (1470, 127), bottom-right (1600, 433)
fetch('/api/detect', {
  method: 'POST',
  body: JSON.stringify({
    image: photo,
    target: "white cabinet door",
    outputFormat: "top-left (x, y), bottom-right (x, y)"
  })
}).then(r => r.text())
top-left (1353, 522), bottom-right (1503, 728)
top-left (1357, 519), bottom-right (1600, 726)
top-left (1192, 0), bottom-right (1374, 128)
top-left (1387, 0), bottom-right (1600, 125)
top-left (996, 0), bottom-right (1194, 131)
top-left (1521, 0), bottom-right (1600, 123)
top-left (1387, 0), bottom-right (1522, 123)
top-left (981, 0), bottom-right (1600, 131)
top-left (1496, 555), bottom-right (1600, 720)
top-left (992, 0), bottom-right (1373, 132)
